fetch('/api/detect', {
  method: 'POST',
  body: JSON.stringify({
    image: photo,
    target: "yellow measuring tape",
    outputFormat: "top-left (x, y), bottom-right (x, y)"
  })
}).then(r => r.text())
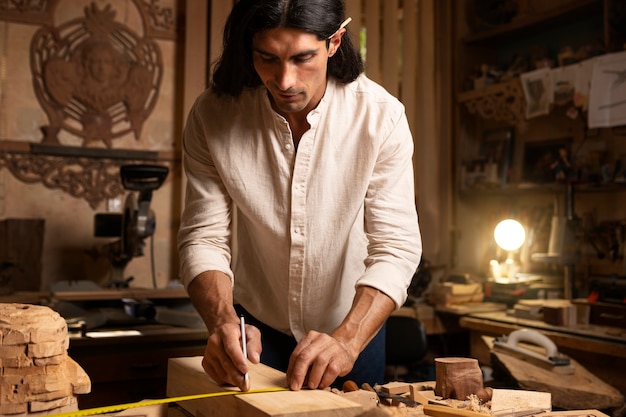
top-left (49, 387), bottom-right (290, 417)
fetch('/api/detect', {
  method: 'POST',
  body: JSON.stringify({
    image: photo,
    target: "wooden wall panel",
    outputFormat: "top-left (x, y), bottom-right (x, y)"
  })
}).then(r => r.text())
top-left (382, 0), bottom-right (399, 97)
top-left (344, 0), bottom-right (363, 51)
top-left (364, 0), bottom-right (382, 84)
top-left (209, 1), bottom-right (236, 72)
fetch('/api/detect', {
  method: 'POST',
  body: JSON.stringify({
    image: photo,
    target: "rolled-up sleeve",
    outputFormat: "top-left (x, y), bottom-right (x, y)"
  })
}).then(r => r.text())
top-left (177, 97), bottom-right (234, 289)
top-left (357, 104), bottom-right (422, 309)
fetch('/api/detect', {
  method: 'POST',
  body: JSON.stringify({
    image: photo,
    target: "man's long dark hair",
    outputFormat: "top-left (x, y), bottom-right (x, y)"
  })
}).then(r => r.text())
top-left (211, 0), bottom-right (364, 97)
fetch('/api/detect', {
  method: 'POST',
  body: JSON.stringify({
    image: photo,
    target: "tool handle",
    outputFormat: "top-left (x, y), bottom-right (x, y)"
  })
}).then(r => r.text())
top-left (121, 164), bottom-right (169, 191)
top-left (506, 329), bottom-right (558, 359)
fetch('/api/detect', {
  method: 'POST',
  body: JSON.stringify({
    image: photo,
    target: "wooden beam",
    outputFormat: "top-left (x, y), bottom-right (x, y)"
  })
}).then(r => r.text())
top-left (382, 0), bottom-right (399, 97)
top-left (167, 357), bottom-right (363, 417)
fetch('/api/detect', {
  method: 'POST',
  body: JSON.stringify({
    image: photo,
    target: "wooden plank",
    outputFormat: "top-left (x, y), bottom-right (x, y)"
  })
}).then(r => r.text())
top-left (166, 356), bottom-right (363, 417)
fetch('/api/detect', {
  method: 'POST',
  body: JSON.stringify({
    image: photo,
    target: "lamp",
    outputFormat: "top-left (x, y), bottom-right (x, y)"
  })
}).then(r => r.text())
top-left (490, 219), bottom-right (526, 280)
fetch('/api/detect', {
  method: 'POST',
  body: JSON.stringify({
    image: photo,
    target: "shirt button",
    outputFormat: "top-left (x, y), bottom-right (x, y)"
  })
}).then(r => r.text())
top-left (285, 143), bottom-right (292, 150)
top-left (294, 227), bottom-right (301, 234)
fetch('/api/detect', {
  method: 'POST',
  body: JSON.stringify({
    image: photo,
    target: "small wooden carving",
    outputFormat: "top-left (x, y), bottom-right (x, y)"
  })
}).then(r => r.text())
top-left (458, 79), bottom-right (527, 131)
top-left (0, 303), bottom-right (91, 416)
top-left (30, 2), bottom-right (162, 147)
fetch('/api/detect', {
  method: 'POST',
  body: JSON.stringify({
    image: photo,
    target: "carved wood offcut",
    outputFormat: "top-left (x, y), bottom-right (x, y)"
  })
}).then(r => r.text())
top-left (458, 78), bottom-right (528, 130)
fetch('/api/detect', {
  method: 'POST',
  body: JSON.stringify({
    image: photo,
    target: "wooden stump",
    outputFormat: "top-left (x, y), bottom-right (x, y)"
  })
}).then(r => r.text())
top-left (434, 357), bottom-right (483, 400)
top-left (0, 303), bottom-right (91, 416)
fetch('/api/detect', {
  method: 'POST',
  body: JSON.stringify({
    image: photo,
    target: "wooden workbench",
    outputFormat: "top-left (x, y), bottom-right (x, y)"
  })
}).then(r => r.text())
top-left (68, 325), bottom-right (207, 409)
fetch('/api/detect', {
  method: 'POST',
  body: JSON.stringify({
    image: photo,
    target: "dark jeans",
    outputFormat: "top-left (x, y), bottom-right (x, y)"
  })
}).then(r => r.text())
top-left (234, 305), bottom-right (386, 389)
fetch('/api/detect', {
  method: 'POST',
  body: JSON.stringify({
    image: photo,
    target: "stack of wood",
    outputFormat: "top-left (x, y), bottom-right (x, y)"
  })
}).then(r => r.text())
top-left (430, 282), bottom-right (484, 307)
top-left (513, 299), bottom-right (578, 325)
top-left (0, 303), bottom-right (90, 416)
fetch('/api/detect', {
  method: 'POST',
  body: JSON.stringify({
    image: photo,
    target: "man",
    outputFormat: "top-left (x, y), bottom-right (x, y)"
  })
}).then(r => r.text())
top-left (178, 0), bottom-right (422, 393)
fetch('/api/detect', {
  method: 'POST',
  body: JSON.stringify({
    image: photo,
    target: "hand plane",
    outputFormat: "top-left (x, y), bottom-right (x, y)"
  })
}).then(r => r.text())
top-left (493, 329), bottom-right (574, 374)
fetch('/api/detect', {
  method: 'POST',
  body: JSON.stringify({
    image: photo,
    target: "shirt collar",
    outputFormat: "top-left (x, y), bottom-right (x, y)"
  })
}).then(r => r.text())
top-left (256, 78), bottom-right (337, 126)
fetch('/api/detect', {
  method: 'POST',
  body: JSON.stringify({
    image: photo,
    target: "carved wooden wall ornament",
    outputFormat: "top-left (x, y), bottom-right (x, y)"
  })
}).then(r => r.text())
top-left (0, 141), bottom-right (172, 209)
top-left (0, 1), bottom-right (178, 208)
top-left (31, 3), bottom-right (163, 147)
top-left (457, 78), bottom-right (528, 132)
top-left (1, 0), bottom-right (178, 39)
top-left (0, 152), bottom-right (125, 209)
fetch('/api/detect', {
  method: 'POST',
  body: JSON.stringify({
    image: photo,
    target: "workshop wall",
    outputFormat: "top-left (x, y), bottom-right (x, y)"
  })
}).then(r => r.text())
top-left (0, 0), bottom-right (182, 290)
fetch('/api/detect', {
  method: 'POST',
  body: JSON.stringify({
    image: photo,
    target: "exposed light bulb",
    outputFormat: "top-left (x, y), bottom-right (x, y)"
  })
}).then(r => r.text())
top-left (494, 219), bottom-right (526, 251)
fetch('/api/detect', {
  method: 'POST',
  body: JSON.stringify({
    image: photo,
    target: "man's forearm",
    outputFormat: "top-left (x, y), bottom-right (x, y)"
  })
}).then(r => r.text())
top-left (187, 270), bottom-right (240, 332)
top-left (331, 286), bottom-right (396, 359)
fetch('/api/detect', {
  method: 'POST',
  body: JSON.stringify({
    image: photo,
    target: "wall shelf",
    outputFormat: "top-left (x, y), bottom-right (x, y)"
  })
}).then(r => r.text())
top-left (464, 0), bottom-right (603, 45)
top-left (0, 140), bottom-right (178, 209)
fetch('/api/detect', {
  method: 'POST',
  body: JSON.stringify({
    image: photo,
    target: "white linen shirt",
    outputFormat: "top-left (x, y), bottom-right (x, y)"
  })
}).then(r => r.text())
top-left (178, 74), bottom-right (422, 340)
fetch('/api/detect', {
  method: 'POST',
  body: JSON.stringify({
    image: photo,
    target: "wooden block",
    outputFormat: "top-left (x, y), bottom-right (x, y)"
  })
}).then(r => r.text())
top-left (410, 386), bottom-right (432, 405)
top-left (543, 305), bottom-right (576, 326)
top-left (167, 356), bottom-right (363, 417)
top-left (513, 303), bottom-right (543, 320)
top-left (490, 389), bottom-right (551, 413)
top-left (431, 283), bottom-right (484, 306)
top-left (379, 381), bottom-right (410, 395)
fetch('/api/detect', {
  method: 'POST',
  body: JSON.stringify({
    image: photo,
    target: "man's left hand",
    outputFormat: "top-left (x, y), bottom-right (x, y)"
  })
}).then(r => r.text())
top-left (285, 330), bottom-right (356, 390)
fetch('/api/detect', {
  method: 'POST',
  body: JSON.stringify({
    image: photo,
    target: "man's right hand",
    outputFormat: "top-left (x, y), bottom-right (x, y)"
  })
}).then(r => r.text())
top-left (201, 319), bottom-right (261, 391)
top-left (186, 271), bottom-right (261, 391)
